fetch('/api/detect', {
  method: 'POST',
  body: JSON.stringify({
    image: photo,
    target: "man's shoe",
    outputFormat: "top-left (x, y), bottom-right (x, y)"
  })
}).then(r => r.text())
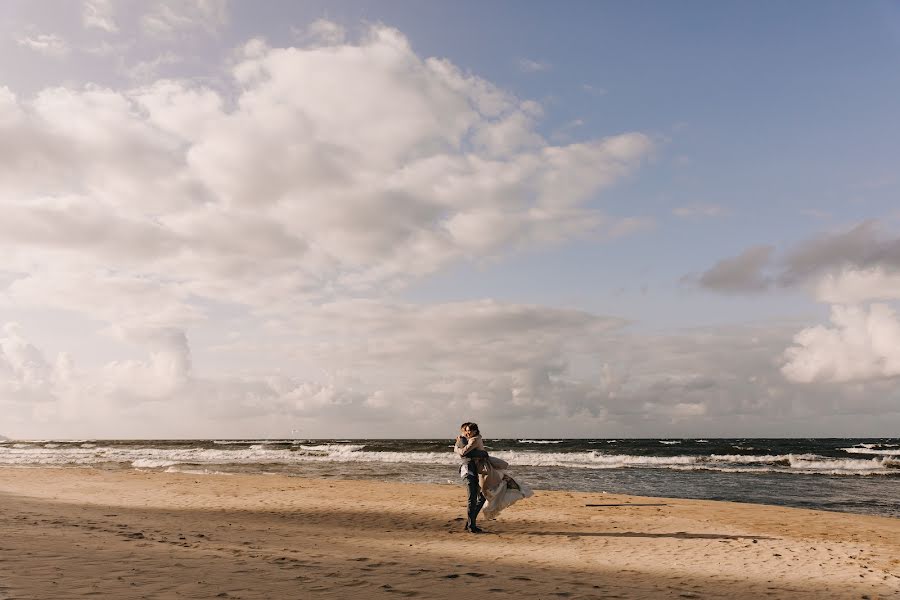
top-left (468, 525), bottom-right (484, 534)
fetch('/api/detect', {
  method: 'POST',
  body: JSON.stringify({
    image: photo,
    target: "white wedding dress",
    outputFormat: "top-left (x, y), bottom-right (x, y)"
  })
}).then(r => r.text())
top-left (481, 470), bottom-right (533, 520)
top-left (478, 456), bottom-right (533, 520)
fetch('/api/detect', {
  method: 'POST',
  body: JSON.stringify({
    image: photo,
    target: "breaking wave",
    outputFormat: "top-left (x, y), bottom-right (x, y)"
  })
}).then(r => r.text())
top-left (0, 442), bottom-right (896, 476)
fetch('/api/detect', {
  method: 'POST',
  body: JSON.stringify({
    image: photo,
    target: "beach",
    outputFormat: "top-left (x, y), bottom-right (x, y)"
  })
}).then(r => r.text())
top-left (0, 468), bottom-right (897, 599)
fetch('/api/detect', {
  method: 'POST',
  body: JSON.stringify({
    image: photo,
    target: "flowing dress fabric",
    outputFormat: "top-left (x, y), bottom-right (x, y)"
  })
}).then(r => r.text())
top-left (477, 455), bottom-right (533, 520)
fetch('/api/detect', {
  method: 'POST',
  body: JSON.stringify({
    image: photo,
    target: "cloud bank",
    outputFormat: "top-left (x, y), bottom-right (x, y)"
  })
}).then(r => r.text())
top-left (692, 221), bottom-right (900, 384)
top-left (0, 22), bottom-right (665, 437)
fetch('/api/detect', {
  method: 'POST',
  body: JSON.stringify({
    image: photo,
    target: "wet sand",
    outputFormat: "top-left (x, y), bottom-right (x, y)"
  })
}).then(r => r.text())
top-left (0, 467), bottom-right (897, 599)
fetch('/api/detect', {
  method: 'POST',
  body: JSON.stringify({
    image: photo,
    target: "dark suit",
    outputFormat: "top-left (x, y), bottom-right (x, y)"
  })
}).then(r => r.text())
top-left (461, 445), bottom-right (489, 528)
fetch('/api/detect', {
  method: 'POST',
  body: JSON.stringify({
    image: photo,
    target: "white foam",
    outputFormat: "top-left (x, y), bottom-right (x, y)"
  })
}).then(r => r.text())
top-left (517, 440), bottom-right (563, 444)
top-left (132, 459), bottom-right (179, 468)
top-left (0, 443), bottom-right (896, 476)
top-left (849, 443), bottom-right (899, 449)
top-left (213, 439), bottom-right (298, 445)
top-left (842, 447), bottom-right (900, 456)
top-left (298, 444), bottom-right (367, 454)
top-left (789, 456), bottom-right (888, 471)
top-left (709, 454), bottom-right (798, 464)
top-left (163, 466), bottom-right (231, 476)
top-left (659, 440), bottom-right (681, 445)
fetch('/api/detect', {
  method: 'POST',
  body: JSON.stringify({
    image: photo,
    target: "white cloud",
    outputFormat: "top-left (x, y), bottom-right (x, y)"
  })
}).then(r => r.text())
top-left (15, 33), bottom-right (70, 58)
top-left (3, 306), bottom-right (897, 437)
top-left (1, 24), bottom-right (653, 318)
top-left (695, 223), bottom-right (900, 385)
top-left (782, 303), bottom-right (900, 383)
top-left (0, 323), bottom-right (53, 400)
top-left (83, 0), bottom-right (118, 33)
top-left (518, 58), bottom-right (551, 73)
top-left (814, 267), bottom-right (900, 304)
top-left (673, 203), bottom-right (725, 218)
top-left (302, 18), bottom-right (346, 45)
top-left (0, 23), bottom-right (666, 436)
top-left (141, 0), bottom-right (229, 37)
top-left (124, 52), bottom-right (183, 81)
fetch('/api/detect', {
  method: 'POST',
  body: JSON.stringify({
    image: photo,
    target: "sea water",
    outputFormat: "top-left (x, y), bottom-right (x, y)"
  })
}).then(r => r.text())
top-left (1, 438), bottom-right (898, 518)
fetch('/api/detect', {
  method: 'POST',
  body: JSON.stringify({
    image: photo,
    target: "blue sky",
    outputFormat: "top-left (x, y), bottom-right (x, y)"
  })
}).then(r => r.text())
top-left (1, 1), bottom-right (899, 438)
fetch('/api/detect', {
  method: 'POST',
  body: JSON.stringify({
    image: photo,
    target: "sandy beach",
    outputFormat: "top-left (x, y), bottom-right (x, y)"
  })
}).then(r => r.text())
top-left (0, 468), bottom-right (897, 599)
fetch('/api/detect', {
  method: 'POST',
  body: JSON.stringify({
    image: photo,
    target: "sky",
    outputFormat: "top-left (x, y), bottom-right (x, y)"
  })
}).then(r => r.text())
top-left (1, 1), bottom-right (900, 439)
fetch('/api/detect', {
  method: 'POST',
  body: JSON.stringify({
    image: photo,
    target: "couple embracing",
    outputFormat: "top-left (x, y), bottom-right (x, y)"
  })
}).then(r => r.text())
top-left (454, 422), bottom-right (533, 533)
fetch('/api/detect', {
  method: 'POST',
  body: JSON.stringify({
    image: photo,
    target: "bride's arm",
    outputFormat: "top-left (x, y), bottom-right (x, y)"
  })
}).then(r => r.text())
top-left (454, 436), bottom-right (474, 457)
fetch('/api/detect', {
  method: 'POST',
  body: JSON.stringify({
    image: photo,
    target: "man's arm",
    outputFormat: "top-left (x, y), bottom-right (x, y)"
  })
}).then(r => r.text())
top-left (463, 448), bottom-right (489, 459)
top-left (454, 436), bottom-right (470, 457)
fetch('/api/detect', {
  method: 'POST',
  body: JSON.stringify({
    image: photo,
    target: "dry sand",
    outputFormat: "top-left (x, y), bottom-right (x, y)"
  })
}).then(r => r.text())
top-left (0, 468), bottom-right (897, 599)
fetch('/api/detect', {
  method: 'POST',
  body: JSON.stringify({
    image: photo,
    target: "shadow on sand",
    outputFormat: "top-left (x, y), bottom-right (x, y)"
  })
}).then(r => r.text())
top-left (0, 488), bottom-right (888, 600)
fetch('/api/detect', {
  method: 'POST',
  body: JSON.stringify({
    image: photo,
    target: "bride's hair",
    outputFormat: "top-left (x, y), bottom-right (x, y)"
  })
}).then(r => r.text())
top-left (464, 422), bottom-right (480, 436)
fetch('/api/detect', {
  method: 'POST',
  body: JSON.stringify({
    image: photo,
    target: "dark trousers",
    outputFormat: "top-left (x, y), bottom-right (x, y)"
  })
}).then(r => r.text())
top-left (466, 474), bottom-right (486, 525)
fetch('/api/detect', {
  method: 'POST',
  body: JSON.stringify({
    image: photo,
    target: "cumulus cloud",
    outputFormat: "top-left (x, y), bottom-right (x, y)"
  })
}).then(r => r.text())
top-left (0, 24), bottom-right (653, 319)
top-left (0, 323), bottom-right (54, 402)
top-left (0, 310), bottom-right (815, 437)
top-left (0, 23), bottom-right (666, 436)
top-left (691, 222), bottom-right (900, 385)
top-left (814, 266), bottom-right (900, 304)
top-left (0, 301), bottom-right (621, 436)
top-left (782, 304), bottom-right (900, 383)
top-left (4, 302), bottom-right (898, 438)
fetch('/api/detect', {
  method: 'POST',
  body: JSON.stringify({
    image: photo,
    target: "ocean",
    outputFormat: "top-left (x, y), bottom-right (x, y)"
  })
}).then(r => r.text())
top-left (2, 438), bottom-right (898, 518)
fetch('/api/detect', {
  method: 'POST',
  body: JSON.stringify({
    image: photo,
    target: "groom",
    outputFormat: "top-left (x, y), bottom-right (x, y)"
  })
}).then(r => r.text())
top-left (455, 422), bottom-right (489, 533)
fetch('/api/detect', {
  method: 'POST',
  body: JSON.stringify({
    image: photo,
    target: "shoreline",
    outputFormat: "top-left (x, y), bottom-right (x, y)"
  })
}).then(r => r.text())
top-left (1, 467), bottom-right (898, 599)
